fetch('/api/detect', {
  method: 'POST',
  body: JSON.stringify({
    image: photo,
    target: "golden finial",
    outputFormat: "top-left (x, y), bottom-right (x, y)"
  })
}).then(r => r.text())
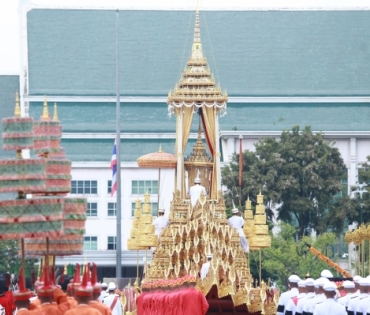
top-left (53, 103), bottom-right (58, 121)
top-left (196, 0), bottom-right (199, 12)
top-left (42, 96), bottom-right (49, 120)
top-left (14, 91), bottom-right (21, 118)
top-left (158, 144), bottom-right (162, 153)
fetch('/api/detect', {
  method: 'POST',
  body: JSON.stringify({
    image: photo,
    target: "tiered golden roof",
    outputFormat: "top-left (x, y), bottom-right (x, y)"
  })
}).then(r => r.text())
top-left (167, 9), bottom-right (227, 114)
top-left (127, 193), bottom-right (158, 250)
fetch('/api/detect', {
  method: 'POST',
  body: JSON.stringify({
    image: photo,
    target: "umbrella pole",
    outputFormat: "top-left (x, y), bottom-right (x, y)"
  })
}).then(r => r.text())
top-left (21, 238), bottom-right (26, 288)
top-left (157, 168), bottom-right (161, 215)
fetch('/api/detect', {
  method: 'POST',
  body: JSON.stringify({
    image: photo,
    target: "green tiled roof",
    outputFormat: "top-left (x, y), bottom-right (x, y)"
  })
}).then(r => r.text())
top-left (0, 76), bottom-right (19, 159)
top-left (43, 138), bottom-right (199, 162)
top-left (224, 103), bottom-right (370, 132)
top-left (28, 10), bottom-right (370, 97)
top-left (30, 101), bottom-right (370, 133)
top-left (29, 101), bottom-right (200, 133)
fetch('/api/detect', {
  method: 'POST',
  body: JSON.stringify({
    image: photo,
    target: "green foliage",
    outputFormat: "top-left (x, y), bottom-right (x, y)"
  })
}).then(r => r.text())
top-left (222, 126), bottom-right (350, 237)
top-left (354, 156), bottom-right (370, 224)
top-left (257, 223), bottom-right (339, 290)
top-left (0, 240), bottom-right (38, 276)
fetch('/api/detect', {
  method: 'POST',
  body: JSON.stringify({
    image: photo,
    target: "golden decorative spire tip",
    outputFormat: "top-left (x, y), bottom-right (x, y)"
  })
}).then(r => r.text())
top-left (42, 96), bottom-right (49, 120)
top-left (158, 144), bottom-right (162, 153)
top-left (53, 103), bottom-right (58, 121)
top-left (14, 91), bottom-right (21, 118)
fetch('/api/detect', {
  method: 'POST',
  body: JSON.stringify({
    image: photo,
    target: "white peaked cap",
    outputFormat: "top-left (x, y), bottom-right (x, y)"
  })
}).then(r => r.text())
top-left (359, 278), bottom-right (370, 286)
top-left (158, 209), bottom-right (165, 213)
top-left (231, 200), bottom-right (239, 213)
top-left (323, 282), bottom-right (337, 291)
top-left (288, 275), bottom-right (301, 283)
top-left (317, 277), bottom-right (330, 287)
top-left (101, 282), bottom-right (108, 287)
top-left (343, 280), bottom-right (355, 289)
top-left (305, 278), bottom-right (315, 286)
top-left (320, 269), bottom-right (334, 278)
top-left (108, 282), bottom-right (116, 290)
top-left (353, 275), bottom-right (362, 283)
top-left (298, 280), bottom-right (306, 287)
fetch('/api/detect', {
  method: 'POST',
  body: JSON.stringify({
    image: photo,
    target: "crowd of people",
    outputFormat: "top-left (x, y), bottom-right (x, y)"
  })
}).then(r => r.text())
top-left (0, 263), bottom-right (123, 315)
top-left (137, 275), bottom-right (208, 315)
top-left (277, 269), bottom-right (368, 315)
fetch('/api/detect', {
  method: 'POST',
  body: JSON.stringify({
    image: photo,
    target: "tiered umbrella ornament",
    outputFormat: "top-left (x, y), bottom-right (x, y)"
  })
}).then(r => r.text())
top-left (22, 98), bottom-right (87, 257)
top-left (0, 93), bottom-right (63, 240)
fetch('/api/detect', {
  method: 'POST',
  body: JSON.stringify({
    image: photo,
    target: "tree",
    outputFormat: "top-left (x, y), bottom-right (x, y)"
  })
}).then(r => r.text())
top-left (257, 223), bottom-right (339, 290)
top-left (222, 126), bottom-right (352, 237)
top-left (0, 240), bottom-right (38, 278)
top-left (353, 156), bottom-right (370, 224)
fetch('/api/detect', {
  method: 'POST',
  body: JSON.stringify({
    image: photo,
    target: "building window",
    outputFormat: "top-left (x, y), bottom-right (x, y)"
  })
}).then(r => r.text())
top-left (83, 236), bottom-right (97, 250)
top-left (108, 202), bottom-right (117, 217)
top-left (131, 202), bottom-right (158, 216)
top-left (131, 180), bottom-right (158, 195)
top-left (86, 203), bottom-right (98, 217)
top-left (107, 236), bottom-right (117, 250)
top-left (71, 180), bottom-right (97, 194)
top-left (107, 180), bottom-right (112, 194)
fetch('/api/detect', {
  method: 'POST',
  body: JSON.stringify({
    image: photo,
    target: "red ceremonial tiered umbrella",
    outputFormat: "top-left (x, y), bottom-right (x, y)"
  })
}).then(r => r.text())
top-left (22, 99), bottom-right (87, 258)
top-left (0, 93), bottom-right (66, 288)
top-left (137, 145), bottom-right (177, 214)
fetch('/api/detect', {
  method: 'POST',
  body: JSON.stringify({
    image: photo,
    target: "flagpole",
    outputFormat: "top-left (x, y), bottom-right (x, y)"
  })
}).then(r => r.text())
top-left (115, 8), bottom-right (122, 278)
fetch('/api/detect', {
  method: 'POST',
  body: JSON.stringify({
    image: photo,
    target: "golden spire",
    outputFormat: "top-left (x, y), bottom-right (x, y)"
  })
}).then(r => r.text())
top-left (158, 144), bottom-right (162, 153)
top-left (53, 103), bottom-right (58, 121)
top-left (14, 91), bottom-right (21, 118)
top-left (191, 1), bottom-right (203, 59)
top-left (42, 96), bottom-right (49, 120)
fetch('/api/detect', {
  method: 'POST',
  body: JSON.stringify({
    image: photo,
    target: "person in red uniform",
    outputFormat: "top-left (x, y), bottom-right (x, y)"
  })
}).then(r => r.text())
top-left (12, 268), bottom-right (42, 315)
top-left (36, 265), bottom-right (61, 315)
top-left (0, 273), bottom-right (15, 315)
top-left (181, 275), bottom-right (208, 315)
top-left (89, 263), bottom-right (112, 315)
top-left (64, 267), bottom-right (101, 315)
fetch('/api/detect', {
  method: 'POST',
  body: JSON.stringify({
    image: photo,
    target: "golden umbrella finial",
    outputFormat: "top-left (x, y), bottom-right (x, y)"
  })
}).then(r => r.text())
top-left (14, 91), bottom-right (21, 118)
top-left (42, 96), bottom-right (49, 120)
top-left (53, 103), bottom-right (58, 121)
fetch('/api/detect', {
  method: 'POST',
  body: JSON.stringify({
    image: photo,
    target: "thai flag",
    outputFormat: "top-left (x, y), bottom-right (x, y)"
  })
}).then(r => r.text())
top-left (110, 140), bottom-right (117, 196)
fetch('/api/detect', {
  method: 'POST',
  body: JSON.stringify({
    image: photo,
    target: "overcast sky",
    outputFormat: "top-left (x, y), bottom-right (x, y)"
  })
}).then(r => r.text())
top-left (1, 0), bottom-right (370, 75)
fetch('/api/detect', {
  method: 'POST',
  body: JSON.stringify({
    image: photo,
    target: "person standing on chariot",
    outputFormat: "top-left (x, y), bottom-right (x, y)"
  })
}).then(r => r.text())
top-left (188, 170), bottom-right (207, 208)
top-left (227, 202), bottom-right (249, 253)
top-left (153, 209), bottom-right (169, 238)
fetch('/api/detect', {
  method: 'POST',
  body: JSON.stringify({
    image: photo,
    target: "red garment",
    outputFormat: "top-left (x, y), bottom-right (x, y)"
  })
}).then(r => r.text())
top-left (67, 297), bottom-right (77, 308)
top-left (136, 292), bottom-right (146, 315)
top-left (0, 291), bottom-right (15, 315)
top-left (64, 304), bottom-right (102, 315)
top-left (169, 290), bottom-right (182, 315)
top-left (143, 292), bottom-right (151, 315)
top-left (182, 288), bottom-right (208, 315)
top-left (89, 300), bottom-right (112, 315)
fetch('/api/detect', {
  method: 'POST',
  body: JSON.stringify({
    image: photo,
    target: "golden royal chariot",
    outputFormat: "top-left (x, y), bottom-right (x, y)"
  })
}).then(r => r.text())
top-left (127, 7), bottom-right (278, 315)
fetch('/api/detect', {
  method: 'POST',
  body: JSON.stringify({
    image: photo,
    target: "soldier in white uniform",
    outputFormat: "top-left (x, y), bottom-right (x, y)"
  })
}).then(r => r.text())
top-left (320, 269), bottom-right (333, 279)
top-left (295, 278), bottom-right (315, 315)
top-left (103, 282), bottom-right (123, 315)
top-left (347, 277), bottom-right (367, 315)
top-left (285, 279), bottom-right (306, 315)
top-left (350, 277), bottom-right (370, 315)
top-left (303, 277), bottom-right (329, 314)
top-left (227, 204), bottom-right (249, 253)
top-left (313, 281), bottom-right (346, 315)
top-left (98, 282), bottom-right (108, 302)
top-left (337, 280), bottom-right (355, 309)
top-left (188, 170), bottom-right (207, 208)
top-left (200, 254), bottom-right (213, 280)
top-left (153, 209), bottom-right (169, 237)
top-left (276, 274), bottom-right (300, 315)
